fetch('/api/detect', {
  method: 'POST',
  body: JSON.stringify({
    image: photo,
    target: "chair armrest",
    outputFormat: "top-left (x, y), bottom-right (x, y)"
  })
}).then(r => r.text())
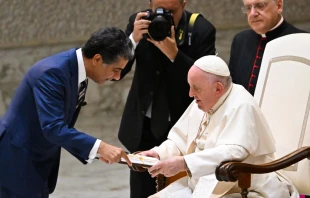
top-left (216, 146), bottom-right (310, 182)
top-left (155, 171), bottom-right (187, 192)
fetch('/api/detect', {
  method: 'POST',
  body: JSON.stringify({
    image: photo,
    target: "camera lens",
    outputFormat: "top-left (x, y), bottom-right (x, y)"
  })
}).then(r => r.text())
top-left (148, 16), bottom-right (170, 41)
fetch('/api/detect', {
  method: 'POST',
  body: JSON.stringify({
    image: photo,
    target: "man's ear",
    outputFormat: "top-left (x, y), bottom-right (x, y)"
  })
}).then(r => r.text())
top-left (92, 54), bottom-right (102, 67)
top-left (149, 1), bottom-right (152, 9)
top-left (277, 0), bottom-right (283, 13)
top-left (215, 82), bottom-right (224, 96)
top-left (182, 0), bottom-right (187, 9)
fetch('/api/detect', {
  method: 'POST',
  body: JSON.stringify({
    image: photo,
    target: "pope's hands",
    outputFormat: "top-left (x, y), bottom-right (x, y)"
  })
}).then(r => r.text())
top-left (147, 26), bottom-right (178, 61)
top-left (132, 12), bottom-right (151, 43)
top-left (138, 149), bottom-right (160, 159)
top-left (97, 141), bottom-right (132, 166)
top-left (148, 156), bottom-right (187, 178)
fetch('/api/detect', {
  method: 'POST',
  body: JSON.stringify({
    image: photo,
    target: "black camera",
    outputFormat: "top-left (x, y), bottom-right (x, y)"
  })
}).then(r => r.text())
top-left (142, 8), bottom-right (174, 41)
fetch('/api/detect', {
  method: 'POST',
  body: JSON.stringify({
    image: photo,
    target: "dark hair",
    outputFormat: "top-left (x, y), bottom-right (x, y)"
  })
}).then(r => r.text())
top-left (82, 27), bottom-right (134, 64)
top-left (149, 0), bottom-right (184, 4)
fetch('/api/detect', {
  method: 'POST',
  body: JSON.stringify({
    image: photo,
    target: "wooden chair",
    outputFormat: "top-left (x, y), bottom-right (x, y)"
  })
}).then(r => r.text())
top-left (127, 151), bottom-right (187, 192)
top-left (216, 33), bottom-right (310, 197)
top-left (156, 171), bottom-right (187, 192)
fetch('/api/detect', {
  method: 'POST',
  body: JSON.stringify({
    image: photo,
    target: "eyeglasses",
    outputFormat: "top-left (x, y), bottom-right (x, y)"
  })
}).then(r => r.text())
top-left (241, 0), bottom-right (272, 14)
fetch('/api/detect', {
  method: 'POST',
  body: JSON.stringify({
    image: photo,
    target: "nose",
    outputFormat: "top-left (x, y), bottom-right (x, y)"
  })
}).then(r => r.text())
top-left (112, 71), bottom-right (121, 80)
top-left (189, 88), bottom-right (194, 98)
top-left (249, 6), bottom-right (258, 15)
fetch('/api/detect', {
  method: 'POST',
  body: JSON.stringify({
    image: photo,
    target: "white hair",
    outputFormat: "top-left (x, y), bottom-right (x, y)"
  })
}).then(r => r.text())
top-left (204, 72), bottom-right (232, 89)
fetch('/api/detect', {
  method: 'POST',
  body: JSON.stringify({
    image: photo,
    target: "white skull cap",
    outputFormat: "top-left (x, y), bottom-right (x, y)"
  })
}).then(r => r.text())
top-left (194, 55), bottom-right (230, 77)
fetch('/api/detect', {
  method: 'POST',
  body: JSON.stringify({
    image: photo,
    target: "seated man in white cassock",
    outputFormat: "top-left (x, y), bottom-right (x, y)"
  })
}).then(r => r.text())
top-left (139, 55), bottom-right (298, 198)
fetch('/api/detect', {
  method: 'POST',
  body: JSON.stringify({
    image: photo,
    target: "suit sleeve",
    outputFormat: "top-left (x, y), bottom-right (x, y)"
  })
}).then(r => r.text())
top-left (33, 68), bottom-right (97, 163)
top-left (119, 13), bottom-right (138, 80)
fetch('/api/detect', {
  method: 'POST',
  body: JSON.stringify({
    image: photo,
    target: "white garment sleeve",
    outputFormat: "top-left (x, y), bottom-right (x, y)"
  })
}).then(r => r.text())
top-left (152, 102), bottom-right (199, 160)
top-left (183, 144), bottom-right (249, 179)
top-left (152, 139), bottom-right (181, 160)
top-left (86, 139), bottom-right (102, 164)
top-left (129, 33), bottom-right (139, 50)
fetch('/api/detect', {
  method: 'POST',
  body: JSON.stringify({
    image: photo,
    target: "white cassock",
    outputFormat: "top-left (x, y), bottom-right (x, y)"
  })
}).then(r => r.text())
top-left (150, 84), bottom-right (298, 198)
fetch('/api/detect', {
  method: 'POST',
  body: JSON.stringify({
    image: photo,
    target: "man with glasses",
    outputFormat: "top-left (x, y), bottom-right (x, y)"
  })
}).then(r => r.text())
top-left (228, 0), bottom-right (306, 95)
top-left (117, 0), bottom-right (216, 197)
top-left (0, 27), bottom-right (133, 198)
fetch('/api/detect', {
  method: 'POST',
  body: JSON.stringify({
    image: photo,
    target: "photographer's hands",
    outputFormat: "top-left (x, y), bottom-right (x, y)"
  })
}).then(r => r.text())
top-left (132, 12), bottom-right (151, 43)
top-left (133, 12), bottom-right (178, 61)
top-left (147, 26), bottom-right (178, 61)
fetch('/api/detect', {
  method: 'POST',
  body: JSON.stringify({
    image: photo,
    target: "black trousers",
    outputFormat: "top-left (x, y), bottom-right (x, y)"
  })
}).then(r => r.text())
top-left (0, 185), bottom-right (49, 198)
top-left (130, 117), bottom-right (170, 198)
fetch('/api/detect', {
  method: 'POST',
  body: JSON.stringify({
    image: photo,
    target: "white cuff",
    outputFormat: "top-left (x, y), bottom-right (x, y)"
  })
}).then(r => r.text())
top-left (86, 139), bottom-right (102, 164)
top-left (129, 33), bottom-right (139, 50)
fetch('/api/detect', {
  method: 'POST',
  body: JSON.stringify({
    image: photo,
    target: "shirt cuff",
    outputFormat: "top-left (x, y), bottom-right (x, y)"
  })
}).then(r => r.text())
top-left (129, 33), bottom-right (139, 50)
top-left (86, 139), bottom-right (102, 164)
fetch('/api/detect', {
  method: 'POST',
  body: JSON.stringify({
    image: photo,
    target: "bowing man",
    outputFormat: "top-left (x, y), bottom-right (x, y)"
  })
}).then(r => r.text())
top-left (0, 27), bottom-right (133, 198)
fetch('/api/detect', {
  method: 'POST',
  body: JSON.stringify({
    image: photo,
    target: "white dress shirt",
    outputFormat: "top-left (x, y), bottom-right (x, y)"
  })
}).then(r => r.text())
top-left (76, 48), bottom-right (101, 164)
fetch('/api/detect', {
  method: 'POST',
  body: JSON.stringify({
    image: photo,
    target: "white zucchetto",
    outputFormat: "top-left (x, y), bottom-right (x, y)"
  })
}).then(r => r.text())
top-left (194, 55), bottom-right (230, 77)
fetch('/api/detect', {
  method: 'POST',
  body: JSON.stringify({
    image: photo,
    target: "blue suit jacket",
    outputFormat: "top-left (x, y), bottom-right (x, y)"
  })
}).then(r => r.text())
top-left (0, 49), bottom-right (96, 196)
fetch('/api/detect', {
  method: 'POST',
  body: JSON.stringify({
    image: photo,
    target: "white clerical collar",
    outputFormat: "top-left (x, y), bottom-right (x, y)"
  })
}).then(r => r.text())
top-left (76, 48), bottom-right (87, 84)
top-left (261, 15), bottom-right (284, 38)
top-left (207, 83), bottom-right (233, 115)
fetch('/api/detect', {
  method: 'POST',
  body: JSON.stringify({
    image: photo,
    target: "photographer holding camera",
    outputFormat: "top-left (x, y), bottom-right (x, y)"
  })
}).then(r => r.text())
top-left (117, 0), bottom-right (216, 197)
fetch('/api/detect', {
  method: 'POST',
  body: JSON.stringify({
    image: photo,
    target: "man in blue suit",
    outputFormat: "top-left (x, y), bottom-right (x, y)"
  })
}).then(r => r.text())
top-left (0, 27), bottom-right (133, 198)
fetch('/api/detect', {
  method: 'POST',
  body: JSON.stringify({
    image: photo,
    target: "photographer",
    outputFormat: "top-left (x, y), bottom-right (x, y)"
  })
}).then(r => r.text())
top-left (117, 0), bottom-right (216, 197)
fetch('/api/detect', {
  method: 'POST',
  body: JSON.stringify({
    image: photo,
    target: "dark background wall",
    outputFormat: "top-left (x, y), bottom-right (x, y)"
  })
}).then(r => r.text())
top-left (0, 0), bottom-right (309, 117)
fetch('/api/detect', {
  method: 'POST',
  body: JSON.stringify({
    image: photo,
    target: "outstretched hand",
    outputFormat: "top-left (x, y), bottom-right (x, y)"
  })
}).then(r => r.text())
top-left (97, 141), bottom-right (132, 166)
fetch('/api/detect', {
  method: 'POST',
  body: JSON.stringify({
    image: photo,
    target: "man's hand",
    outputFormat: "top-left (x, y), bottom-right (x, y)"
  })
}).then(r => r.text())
top-left (148, 156), bottom-right (187, 178)
top-left (97, 141), bottom-right (132, 166)
top-left (138, 149), bottom-right (160, 159)
top-left (132, 12), bottom-right (151, 43)
top-left (147, 26), bottom-right (178, 61)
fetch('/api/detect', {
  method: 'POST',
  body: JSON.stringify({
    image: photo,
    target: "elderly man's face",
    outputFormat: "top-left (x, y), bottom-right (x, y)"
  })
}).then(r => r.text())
top-left (188, 66), bottom-right (219, 112)
top-left (243, 0), bottom-right (283, 34)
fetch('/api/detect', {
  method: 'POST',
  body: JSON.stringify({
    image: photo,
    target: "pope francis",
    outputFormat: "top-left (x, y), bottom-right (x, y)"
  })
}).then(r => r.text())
top-left (139, 55), bottom-right (298, 198)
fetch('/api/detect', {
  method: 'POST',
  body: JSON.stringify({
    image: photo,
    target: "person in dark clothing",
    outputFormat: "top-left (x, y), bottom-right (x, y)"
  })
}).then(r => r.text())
top-left (228, 0), bottom-right (306, 95)
top-left (117, 0), bottom-right (216, 197)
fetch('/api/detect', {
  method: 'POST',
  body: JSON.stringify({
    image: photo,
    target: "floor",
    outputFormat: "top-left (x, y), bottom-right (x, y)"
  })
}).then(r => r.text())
top-left (50, 115), bottom-right (130, 198)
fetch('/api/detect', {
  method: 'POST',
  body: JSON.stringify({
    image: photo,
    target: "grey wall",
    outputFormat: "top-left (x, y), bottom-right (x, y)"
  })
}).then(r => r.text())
top-left (0, 0), bottom-right (309, 118)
